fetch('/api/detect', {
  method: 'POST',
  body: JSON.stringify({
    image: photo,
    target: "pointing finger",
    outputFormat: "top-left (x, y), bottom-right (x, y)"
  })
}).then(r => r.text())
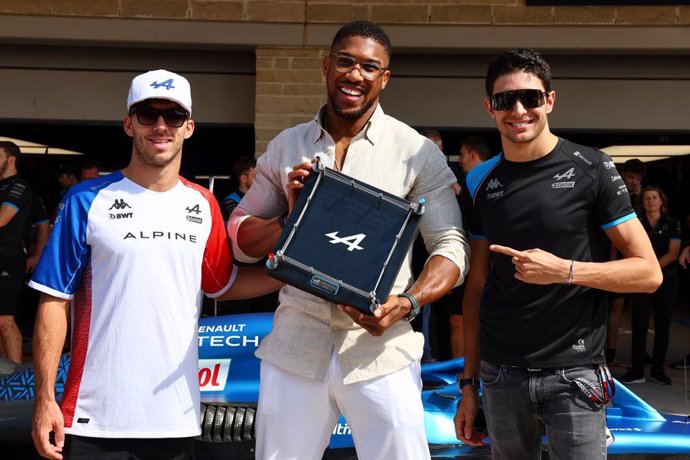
top-left (490, 244), bottom-right (524, 258)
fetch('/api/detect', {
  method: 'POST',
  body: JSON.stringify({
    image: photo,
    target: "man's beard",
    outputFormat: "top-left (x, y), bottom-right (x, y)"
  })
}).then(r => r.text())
top-left (329, 92), bottom-right (377, 121)
top-left (133, 142), bottom-right (180, 169)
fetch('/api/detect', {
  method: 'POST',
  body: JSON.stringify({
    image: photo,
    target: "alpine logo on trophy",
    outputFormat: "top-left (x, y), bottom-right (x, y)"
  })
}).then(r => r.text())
top-left (266, 157), bottom-right (425, 314)
top-left (325, 232), bottom-right (366, 252)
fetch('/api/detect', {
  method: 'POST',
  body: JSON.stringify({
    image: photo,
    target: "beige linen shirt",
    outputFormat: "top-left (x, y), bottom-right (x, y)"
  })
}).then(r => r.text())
top-left (228, 105), bottom-right (469, 384)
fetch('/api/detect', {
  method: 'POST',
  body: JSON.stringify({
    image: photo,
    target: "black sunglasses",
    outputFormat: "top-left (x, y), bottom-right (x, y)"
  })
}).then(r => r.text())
top-left (330, 53), bottom-right (388, 81)
top-left (129, 105), bottom-right (190, 128)
top-left (490, 89), bottom-right (549, 111)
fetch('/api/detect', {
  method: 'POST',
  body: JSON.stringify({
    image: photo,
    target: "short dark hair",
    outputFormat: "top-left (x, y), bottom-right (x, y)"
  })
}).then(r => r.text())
top-left (622, 159), bottom-right (646, 177)
top-left (233, 156), bottom-right (257, 180)
top-left (420, 129), bottom-right (442, 140)
top-left (461, 136), bottom-right (492, 162)
top-left (0, 140), bottom-right (21, 158)
top-left (57, 164), bottom-right (79, 177)
top-left (485, 48), bottom-right (552, 97)
top-left (331, 20), bottom-right (392, 61)
top-left (81, 159), bottom-right (101, 170)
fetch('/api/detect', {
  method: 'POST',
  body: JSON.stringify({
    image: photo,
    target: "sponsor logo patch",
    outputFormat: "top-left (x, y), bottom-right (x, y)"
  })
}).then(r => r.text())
top-left (199, 359), bottom-right (231, 392)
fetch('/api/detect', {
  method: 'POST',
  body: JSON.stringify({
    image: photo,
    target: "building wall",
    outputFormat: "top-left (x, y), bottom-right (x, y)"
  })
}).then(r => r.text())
top-left (2, 1), bottom-right (689, 26)
top-left (1, 1), bottom-right (689, 155)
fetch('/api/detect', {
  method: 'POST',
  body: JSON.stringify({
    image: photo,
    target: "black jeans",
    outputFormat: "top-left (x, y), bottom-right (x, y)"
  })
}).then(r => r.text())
top-left (630, 274), bottom-right (678, 371)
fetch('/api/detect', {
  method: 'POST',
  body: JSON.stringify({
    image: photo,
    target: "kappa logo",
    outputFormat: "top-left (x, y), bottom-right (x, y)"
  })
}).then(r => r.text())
top-left (150, 79), bottom-right (176, 90)
top-left (486, 178), bottom-right (503, 191)
top-left (485, 178), bottom-right (504, 201)
top-left (325, 231), bottom-right (366, 252)
top-left (109, 199), bottom-right (132, 210)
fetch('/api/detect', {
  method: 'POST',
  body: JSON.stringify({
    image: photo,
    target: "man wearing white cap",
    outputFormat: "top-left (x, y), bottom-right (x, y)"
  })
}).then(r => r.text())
top-left (29, 70), bottom-right (280, 460)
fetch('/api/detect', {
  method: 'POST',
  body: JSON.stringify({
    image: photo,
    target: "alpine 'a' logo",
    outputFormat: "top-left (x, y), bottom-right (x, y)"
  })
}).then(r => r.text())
top-left (552, 167), bottom-right (576, 189)
top-left (325, 232), bottom-right (366, 252)
top-left (186, 204), bottom-right (201, 214)
top-left (553, 167), bottom-right (575, 181)
top-left (150, 79), bottom-right (175, 90)
top-left (109, 199), bottom-right (132, 210)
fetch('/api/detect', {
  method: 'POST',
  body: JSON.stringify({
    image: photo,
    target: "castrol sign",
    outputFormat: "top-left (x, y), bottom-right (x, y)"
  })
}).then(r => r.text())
top-left (198, 359), bottom-right (231, 392)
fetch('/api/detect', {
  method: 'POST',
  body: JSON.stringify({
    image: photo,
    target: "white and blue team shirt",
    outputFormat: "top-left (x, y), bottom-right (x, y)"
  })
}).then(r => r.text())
top-left (30, 171), bottom-right (236, 438)
top-left (464, 138), bottom-right (636, 368)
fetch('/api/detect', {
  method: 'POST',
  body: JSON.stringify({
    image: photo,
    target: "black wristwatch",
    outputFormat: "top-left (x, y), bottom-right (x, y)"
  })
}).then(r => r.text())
top-left (397, 292), bottom-right (421, 322)
top-left (458, 377), bottom-right (481, 392)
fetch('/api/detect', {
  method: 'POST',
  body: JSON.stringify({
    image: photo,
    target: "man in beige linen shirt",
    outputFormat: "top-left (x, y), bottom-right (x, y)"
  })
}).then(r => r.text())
top-left (228, 21), bottom-right (469, 460)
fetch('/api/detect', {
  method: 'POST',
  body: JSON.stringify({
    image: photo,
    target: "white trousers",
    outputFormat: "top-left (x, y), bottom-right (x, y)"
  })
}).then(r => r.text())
top-left (256, 351), bottom-right (430, 460)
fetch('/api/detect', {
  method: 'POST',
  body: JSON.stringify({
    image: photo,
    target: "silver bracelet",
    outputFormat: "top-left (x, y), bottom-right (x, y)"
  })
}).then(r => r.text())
top-left (564, 259), bottom-right (575, 284)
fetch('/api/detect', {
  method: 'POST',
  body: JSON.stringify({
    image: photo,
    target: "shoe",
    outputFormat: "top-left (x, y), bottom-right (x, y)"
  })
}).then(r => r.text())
top-left (620, 369), bottom-right (645, 384)
top-left (605, 348), bottom-right (616, 365)
top-left (671, 354), bottom-right (690, 370)
top-left (643, 352), bottom-right (653, 364)
top-left (649, 369), bottom-right (671, 385)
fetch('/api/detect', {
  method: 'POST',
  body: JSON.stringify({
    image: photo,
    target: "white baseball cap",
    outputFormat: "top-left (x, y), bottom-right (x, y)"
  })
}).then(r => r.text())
top-left (126, 69), bottom-right (192, 114)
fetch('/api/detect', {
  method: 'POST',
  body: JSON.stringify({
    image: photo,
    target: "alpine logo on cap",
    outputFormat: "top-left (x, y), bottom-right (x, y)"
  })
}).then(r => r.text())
top-left (150, 79), bottom-right (175, 90)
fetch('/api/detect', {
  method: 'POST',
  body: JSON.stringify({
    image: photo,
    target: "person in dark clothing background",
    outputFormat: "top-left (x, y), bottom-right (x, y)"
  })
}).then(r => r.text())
top-left (0, 140), bottom-right (33, 364)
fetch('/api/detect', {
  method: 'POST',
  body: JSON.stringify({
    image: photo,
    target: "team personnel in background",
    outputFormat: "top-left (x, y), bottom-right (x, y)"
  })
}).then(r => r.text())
top-left (228, 21), bottom-right (469, 460)
top-left (454, 48), bottom-right (661, 459)
top-left (79, 160), bottom-right (101, 181)
top-left (29, 69), bottom-right (281, 460)
top-left (24, 195), bottom-right (50, 274)
top-left (56, 166), bottom-right (79, 198)
top-left (0, 140), bottom-right (33, 365)
top-left (435, 135), bottom-right (492, 359)
top-left (621, 186), bottom-right (681, 385)
top-left (672, 243), bottom-right (690, 369)
top-left (15, 193), bottom-right (51, 342)
top-left (605, 158), bottom-right (648, 364)
top-left (220, 156), bottom-right (256, 222)
top-left (619, 159), bottom-right (646, 211)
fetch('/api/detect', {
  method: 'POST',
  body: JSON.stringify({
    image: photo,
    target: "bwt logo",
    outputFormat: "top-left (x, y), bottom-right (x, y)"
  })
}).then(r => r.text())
top-left (486, 178), bottom-right (503, 191)
top-left (198, 359), bottom-right (231, 392)
top-left (110, 212), bottom-right (133, 220)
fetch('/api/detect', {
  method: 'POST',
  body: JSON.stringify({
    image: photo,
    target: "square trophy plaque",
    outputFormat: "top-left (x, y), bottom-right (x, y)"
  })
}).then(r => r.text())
top-left (266, 157), bottom-right (425, 314)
